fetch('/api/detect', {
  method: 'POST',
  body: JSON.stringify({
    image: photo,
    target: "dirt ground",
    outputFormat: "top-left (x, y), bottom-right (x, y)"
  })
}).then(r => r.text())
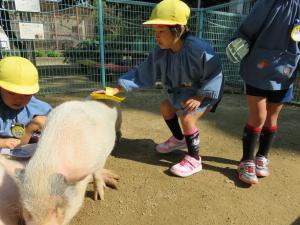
top-left (40, 90), bottom-right (300, 225)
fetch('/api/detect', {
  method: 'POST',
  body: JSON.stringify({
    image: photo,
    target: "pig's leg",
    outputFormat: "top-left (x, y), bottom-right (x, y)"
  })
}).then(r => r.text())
top-left (102, 169), bottom-right (119, 189)
top-left (92, 168), bottom-right (119, 201)
top-left (92, 169), bottom-right (105, 200)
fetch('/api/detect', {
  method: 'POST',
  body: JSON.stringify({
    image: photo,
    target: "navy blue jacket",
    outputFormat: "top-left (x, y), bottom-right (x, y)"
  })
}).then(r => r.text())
top-left (119, 35), bottom-right (223, 110)
top-left (235, 0), bottom-right (300, 90)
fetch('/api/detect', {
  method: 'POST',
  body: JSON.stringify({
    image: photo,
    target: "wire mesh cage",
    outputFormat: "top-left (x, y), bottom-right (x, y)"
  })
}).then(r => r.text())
top-left (0, 0), bottom-right (100, 94)
top-left (0, 0), bottom-right (299, 105)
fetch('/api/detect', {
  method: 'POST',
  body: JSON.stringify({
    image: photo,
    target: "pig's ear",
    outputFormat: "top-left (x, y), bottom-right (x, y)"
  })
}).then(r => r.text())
top-left (15, 168), bottom-right (25, 183)
top-left (48, 173), bottom-right (69, 196)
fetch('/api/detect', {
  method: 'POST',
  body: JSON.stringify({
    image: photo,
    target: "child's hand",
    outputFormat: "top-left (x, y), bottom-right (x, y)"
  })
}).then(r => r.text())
top-left (92, 89), bottom-right (106, 94)
top-left (181, 96), bottom-right (203, 112)
top-left (92, 87), bottom-right (121, 96)
top-left (0, 138), bottom-right (21, 149)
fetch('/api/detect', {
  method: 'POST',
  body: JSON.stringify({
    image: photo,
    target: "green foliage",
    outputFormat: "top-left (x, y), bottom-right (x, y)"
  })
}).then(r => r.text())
top-left (34, 50), bottom-right (61, 57)
top-left (0, 50), bottom-right (21, 58)
top-left (47, 50), bottom-right (61, 57)
top-left (34, 50), bottom-right (47, 57)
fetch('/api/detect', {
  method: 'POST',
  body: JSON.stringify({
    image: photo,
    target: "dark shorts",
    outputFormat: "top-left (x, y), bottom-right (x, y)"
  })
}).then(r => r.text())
top-left (245, 84), bottom-right (293, 103)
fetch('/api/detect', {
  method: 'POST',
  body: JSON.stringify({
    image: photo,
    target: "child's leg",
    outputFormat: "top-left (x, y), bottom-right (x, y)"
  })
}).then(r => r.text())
top-left (180, 111), bottom-right (207, 159)
top-left (159, 99), bottom-right (183, 140)
top-left (238, 95), bottom-right (267, 184)
top-left (242, 95), bottom-right (267, 160)
top-left (22, 115), bottom-right (47, 145)
top-left (256, 102), bottom-right (283, 158)
top-left (242, 124), bottom-right (261, 161)
top-left (169, 110), bottom-right (208, 177)
top-left (255, 103), bottom-right (282, 177)
top-left (156, 100), bottom-right (185, 153)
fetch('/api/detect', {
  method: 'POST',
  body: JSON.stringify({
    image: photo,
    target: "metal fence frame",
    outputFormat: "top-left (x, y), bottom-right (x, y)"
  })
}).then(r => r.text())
top-left (0, 0), bottom-right (299, 104)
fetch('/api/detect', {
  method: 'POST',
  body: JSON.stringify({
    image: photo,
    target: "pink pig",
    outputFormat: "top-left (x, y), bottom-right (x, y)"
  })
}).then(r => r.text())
top-left (16, 100), bottom-right (120, 225)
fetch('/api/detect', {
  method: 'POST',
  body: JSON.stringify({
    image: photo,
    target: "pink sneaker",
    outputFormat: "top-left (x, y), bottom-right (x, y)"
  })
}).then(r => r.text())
top-left (170, 155), bottom-right (202, 177)
top-left (156, 136), bottom-right (186, 154)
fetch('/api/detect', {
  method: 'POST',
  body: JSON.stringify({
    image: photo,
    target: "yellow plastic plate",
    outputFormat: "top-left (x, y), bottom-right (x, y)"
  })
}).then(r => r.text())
top-left (90, 93), bottom-right (125, 102)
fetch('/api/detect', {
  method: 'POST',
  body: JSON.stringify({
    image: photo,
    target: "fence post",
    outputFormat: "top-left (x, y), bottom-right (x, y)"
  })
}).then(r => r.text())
top-left (98, 0), bottom-right (106, 88)
top-left (197, 9), bottom-right (204, 38)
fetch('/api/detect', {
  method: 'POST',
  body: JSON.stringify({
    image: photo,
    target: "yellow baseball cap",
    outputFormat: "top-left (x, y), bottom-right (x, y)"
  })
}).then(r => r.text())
top-left (0, 56), bottom-right (39, 95)
top-left (143, 0), bottom-right (190, 26)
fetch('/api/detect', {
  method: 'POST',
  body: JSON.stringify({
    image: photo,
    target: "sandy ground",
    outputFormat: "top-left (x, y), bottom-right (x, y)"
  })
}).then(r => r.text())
top-left (39, 90), bottom-right (300, 225)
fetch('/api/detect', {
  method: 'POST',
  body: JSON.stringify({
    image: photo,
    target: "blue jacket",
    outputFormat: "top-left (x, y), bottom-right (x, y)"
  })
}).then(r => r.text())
top-left (235, 0), bottom-right (300, 90)
top-left (119, 34), bottom-right (224, 110)
top-left (0, 96), bottom-right (52, 138)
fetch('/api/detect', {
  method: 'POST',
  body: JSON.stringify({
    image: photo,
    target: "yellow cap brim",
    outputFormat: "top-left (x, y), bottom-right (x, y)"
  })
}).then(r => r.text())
top-left (143, 19), bottom-right (184, 26)
top-left (0, 81), bottom-right (39, 95)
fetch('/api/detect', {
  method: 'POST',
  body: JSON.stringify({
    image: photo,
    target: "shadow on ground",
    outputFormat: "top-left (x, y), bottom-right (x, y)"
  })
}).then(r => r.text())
top-left (112, 138), bottom-right (251, 188)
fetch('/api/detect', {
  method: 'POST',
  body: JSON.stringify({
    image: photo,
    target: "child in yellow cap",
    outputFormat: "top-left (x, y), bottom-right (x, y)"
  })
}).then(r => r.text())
top-left (94, 0), bottom-right (224, 177)
top-left (0, 56), bottom-right (51, 157)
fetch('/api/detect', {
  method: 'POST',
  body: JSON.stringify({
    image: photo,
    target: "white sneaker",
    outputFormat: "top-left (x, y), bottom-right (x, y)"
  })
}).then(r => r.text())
top-left (238, 160), bottom-right (258, 184)
top-left (255, 155), bottom-right (270, 177)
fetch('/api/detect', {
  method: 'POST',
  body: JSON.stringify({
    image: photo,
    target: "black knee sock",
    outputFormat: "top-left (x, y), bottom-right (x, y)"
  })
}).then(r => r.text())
top-left (256, 126), bottom-right (278, 158)
top-left (242, 124), bottom-right (261, 161)
top-left (185, 130), bottom-right (200, 159)
top-left (165, 114), bottom-right (184, 140)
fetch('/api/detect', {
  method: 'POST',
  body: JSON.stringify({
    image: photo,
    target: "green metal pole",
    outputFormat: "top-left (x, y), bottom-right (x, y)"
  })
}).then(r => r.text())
top-left (198, 9), bottom-right (204, 38)
top-left (98, 0), bottom-right (106, 87)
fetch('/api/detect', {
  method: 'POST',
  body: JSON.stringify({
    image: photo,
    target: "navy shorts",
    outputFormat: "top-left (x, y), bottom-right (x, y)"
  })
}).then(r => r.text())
top-left (245, 84), bottom-right (293, 103)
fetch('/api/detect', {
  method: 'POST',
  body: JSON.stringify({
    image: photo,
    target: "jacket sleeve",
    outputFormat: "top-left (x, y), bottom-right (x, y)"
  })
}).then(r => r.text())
top-left (118, 50), bottom-right (158, 91)
top-left (234, 0), bottom-right (275, 44)
top-left (196, 51), bottom-right (223, 100)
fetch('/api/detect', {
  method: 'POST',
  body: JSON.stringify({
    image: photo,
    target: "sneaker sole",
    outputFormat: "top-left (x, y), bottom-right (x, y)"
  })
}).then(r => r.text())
top-left (237, 169), bottom-right (258, 184)
top-left (256, 171), bottom-right (270, 177)
top-left (238, 175), bottom-right (258, 184)
top-left (155, 145), bottom-right (187, 154)
top-left (170, 165), bottom-right (202, 177)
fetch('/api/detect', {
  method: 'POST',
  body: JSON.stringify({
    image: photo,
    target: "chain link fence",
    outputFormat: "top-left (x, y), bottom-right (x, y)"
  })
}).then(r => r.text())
top-left (0, 0), bottom-right (299, 104)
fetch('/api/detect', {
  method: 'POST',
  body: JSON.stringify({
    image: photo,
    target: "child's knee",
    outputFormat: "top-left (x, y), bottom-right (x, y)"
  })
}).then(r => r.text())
top-left (180, 114), bottom-right (196, 126)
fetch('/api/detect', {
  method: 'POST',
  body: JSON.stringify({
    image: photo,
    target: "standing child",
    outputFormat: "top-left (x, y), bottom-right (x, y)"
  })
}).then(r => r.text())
top-left (226, 0), bottom-right (300, 184)
top-left (0, 56), bottom-right (52, 153)
top-left (94, 0), bottom-right (224, 177)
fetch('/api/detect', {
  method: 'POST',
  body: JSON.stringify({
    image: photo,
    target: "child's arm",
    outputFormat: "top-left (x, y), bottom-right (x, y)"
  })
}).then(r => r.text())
top-left (21, 115), bottom-right (46, 146)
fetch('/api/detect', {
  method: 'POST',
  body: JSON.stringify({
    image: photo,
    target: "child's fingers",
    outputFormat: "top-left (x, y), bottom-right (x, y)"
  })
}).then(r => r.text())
top-left (92, 90), bottom-right (106, 94)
